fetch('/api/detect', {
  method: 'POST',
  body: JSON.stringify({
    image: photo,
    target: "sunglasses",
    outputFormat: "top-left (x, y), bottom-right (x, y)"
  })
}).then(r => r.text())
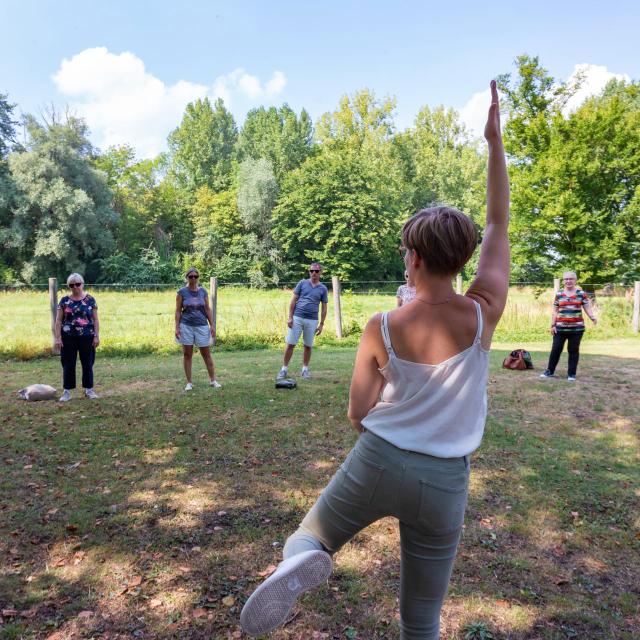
top-left (187, 274), bottom-right (199, 279)
top-left (309, 269), bottom-right (320, 273)
top-left (69, 282), bottom-right (83, 288)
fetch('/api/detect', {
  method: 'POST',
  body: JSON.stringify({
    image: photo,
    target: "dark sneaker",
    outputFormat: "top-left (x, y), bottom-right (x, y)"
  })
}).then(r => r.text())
top-left (539, 371), bottom-right (555, 379)
top-left (567, 375), bottom-right (576, 382)
top-left (240, 550), bottom-right (332, 637)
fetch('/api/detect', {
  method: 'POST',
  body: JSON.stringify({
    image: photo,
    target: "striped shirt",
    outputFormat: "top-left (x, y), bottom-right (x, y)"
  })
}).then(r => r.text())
top-left (554, 289), bottom-right (590, 332)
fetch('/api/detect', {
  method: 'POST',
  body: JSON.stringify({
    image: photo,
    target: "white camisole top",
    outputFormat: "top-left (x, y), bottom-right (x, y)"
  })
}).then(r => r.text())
top-left (361, 299), bottom-right (490, 458)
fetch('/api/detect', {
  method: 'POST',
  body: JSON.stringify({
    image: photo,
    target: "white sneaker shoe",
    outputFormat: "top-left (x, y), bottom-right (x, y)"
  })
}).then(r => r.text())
top-left (184, 382), bottom-right (193, 392)
top-left (276, 368), bottom-right (288, 380)
top-left (567, 375), bottom-right (576, 382)
top-left (240, 550), bottom-right (332, 637)
top-left (210, 379), bottom-right (222, 388)
top-left (84, 388), bottom-right (99, 399)
top-left (59, 389), bottom-right (71, 402)
top-left (301, 368), bottom-right (311, 380)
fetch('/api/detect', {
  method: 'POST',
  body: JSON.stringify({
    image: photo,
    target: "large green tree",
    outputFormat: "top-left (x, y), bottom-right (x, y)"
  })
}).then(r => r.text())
top-left (168, 97), bottom-right (237, 193)
top-left (4, 113), bottom-right (117, 281)
top-left (0, 93), bottom-right (19, 281)
top-left (236, 105), bottom-right (313, 180)
top-left (499, 56), bottom-right (640, 282)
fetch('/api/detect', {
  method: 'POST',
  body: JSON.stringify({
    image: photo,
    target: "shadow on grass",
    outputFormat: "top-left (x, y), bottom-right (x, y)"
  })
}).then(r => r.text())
top-left (0, 347), bottom-right (638, 639)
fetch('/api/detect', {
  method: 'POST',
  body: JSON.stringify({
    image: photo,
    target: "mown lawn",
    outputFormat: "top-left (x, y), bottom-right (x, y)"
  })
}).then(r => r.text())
top-left (1, 341), bottom-right (639, 639)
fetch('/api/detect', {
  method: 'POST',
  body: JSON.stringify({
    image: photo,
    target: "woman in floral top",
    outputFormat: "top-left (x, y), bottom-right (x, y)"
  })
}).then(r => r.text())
top-left (396, 270), bottom-right (417, 306)
top-left (54, 273), bottom-right (100, 402)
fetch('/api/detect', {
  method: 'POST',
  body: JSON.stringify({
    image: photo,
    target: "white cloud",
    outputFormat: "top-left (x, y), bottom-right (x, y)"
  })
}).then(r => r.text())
top-left (563, 63), bottom-right (630, 114)
top-left (52, 47), bottom-right (287, 158)
top-left (458, 64), bottom-right (630, 140)
top-left (458, 88), bottom-right (491, 140)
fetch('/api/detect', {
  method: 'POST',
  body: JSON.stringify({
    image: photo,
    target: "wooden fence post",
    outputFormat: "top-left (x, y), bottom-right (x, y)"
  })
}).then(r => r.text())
top-left (456, 274), bottom-right (463, 295)
top-left (553, 278), bottom-right (560, 293)
top-left (332, 276), bottom-right (343, 339)
top-left (209, 276), bottom-right (218, 345)
top-left (633, 281), bottom-right (640, 334)
top-left (49, 277), bottom-right (59, 355)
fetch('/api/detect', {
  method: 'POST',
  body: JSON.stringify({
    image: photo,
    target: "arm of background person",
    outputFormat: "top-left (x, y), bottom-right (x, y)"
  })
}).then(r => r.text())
top-left (54, 308), bottom-right (63, 348)
top-left (316, 301), bottom-right (328, 335)
top-left (583, 295), bottom-right (597, 324)
top-left (550, 295), bottom-right (559, 334)
top-left (287, 294), bottom-right (299, 328)
top-left (175, 294), bottom-right (183, 338)
top-left (92, 308), bottom-right (100, 347)
top-left (466, 80), bottom-right (510, 335)
top-left (347, 314), bottom-right (386, 433)
top-left (204, 294), bottom-right (216, 337)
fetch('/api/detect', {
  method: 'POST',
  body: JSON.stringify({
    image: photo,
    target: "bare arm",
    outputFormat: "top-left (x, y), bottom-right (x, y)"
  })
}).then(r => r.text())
top-left (397, 297), bottom-right (403, 307)
top-left (175, 294), bottom-right (182, 338)
top-left (316, 301), bottom-right (328, 335)
top-left (92, 308), bottom-right (100, 347)
top-left (347, 314), bottom-right (386, 433)
top-left (54, 308), bottom-right (63, 346)
top-left (287, 294), bottom-right (299, 328)
top-left (466, 80), bottom-right (510, 330)
top-left (204, 294), bottom-right (215, 336)
top-left (583, 297), bottom-right (597, 324)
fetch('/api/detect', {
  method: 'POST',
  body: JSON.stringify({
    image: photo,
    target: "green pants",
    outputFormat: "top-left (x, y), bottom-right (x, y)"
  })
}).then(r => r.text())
top-left (284, 430), bottom-right (470, 640)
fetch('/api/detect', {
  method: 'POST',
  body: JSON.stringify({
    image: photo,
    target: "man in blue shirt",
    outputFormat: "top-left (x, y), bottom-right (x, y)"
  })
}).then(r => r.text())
top-left (277, 262), bottom-right (329, 380)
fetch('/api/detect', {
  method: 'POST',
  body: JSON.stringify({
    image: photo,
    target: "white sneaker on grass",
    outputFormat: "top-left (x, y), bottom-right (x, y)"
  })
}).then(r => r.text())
top-left (240, 550), bottom-right (332, 637)
top-left (210, 379), bottom-right (222, 388)
top-left (539, 371), bottom-right (555, 379)
top-left (301, 368), bottom-right (311, 380)
top-left (59, 389), bottom-right (71, 402)
top-left (567, 375), bottom-right (576, 382)
top-left (276, 367), bottom-right (288, 380)
top-left (84, 388), bottom-right (99, 399)
top-left (184, 382), bottom-right (193, 392)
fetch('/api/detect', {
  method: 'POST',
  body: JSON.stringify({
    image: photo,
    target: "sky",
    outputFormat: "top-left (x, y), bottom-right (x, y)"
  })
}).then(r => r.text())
top-left (1, 0), bottom-right (638, 158)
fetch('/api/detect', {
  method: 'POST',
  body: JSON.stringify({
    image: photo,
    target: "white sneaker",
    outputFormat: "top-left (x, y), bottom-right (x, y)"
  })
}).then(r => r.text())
top-left (240, 550), bottom-right (332, 637)
top-left (567, 375), bottom-right (576, 382)
top-left (301, 368), bottom-right (311, 380)
top-left (276, 368), bottom-right (288, 380)
top-left (210, 379), bottom-right (222, 388)
top-left (84, 388), bottom-right (99, 399)
top-left (539, 371), bottom-right (555, 379)
top-left (184, 382), bottom-right (193, 392)
top-left (59, 389), bottom-right (71, 402)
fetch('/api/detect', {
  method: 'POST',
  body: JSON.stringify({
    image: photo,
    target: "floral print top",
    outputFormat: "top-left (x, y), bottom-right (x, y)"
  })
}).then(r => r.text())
top-left (58, 295), bottom-right (98, 336)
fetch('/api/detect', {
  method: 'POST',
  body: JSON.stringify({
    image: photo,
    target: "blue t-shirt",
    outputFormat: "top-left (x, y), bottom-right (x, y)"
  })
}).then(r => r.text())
top-left (293, 280), bottom-right (329, 320)
top-left (178, 286), bottom-right (209, 326)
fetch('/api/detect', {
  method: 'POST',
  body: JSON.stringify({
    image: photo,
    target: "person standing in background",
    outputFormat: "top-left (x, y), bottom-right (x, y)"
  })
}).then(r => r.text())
top-left (540, 271), bottom-right (597, 381)
top-left (277, 262), bottom-right (328, 380)
top-left (54, 273), bottom-right (100, 402)
top-left (175, 267), bottom-right (221, 391)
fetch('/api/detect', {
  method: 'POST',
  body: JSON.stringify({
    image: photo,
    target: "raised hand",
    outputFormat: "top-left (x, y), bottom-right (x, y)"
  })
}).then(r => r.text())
top-left (484, 80), bottom-right (502, 144)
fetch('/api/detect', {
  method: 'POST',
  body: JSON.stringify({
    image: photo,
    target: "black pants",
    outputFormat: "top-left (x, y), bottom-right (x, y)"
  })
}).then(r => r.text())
top-left (61, 335), bottom-right (95, 390)
top-left (546, 331), bottom-right (584, 377)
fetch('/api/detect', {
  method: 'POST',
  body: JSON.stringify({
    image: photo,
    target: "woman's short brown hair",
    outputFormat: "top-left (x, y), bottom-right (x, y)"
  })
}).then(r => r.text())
top-left (402, 206), bottom-right (478, 276)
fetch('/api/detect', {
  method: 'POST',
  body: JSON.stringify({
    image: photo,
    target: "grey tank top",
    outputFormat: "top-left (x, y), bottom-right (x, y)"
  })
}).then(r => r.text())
top-left (361, 300), bottom-right (490, 458)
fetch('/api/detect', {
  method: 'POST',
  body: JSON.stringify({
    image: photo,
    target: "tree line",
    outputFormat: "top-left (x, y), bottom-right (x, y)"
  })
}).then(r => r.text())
top-left (0, 55), bottom-right (638, 286)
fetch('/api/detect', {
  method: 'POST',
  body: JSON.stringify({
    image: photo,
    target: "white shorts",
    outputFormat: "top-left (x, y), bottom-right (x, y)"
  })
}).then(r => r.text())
top-left (177, 323), bottom-right (212, 348)
top-left (285, 316), bottom-right (318, 348)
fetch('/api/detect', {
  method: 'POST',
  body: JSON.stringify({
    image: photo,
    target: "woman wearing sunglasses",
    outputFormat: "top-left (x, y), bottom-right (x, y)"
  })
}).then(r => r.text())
top-left (54, 273), bottom-right (100, 402)
top-left (175, 267), bottom-right (221, 391)
top-left (241, 81), bottom-right (509, 639)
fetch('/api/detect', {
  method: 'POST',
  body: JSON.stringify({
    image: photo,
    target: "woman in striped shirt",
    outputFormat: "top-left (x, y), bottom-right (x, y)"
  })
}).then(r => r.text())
top-left (540, 271), bottom-right (597, 381)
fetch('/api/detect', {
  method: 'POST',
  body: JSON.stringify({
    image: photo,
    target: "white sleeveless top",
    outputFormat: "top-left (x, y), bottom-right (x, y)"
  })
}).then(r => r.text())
top-left (361, 300), bottom-right (490, 458)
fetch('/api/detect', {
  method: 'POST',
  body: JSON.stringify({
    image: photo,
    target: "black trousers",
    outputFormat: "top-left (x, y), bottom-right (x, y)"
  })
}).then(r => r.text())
top-left (546, 331), bottom-right (584, 377)
top-left (60, 334), bottom-right (95, 390)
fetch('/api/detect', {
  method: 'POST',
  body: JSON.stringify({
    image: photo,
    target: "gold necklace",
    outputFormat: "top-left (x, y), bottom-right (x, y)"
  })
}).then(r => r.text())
top-left (413, 295), bottom-right (453, 306)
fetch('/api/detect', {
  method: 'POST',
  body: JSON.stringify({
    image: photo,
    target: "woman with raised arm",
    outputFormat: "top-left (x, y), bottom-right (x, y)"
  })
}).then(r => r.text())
top-left (240, 81), bottom-right (510, 640)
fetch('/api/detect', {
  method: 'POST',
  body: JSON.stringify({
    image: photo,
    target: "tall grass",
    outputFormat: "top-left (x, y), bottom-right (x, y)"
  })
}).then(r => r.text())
top-left (0, 286), bottom-right (635, 360)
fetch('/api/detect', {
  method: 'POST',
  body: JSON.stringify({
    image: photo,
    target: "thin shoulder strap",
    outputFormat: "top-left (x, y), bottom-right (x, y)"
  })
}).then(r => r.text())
top-left (472, 299), bottom-right (484, 343)
top-left (380, 312), bottom-right (396, 358)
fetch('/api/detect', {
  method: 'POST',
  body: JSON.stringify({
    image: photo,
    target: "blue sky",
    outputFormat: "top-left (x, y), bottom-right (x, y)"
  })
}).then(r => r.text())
top-left (1, 0), bottom-right (638, 157)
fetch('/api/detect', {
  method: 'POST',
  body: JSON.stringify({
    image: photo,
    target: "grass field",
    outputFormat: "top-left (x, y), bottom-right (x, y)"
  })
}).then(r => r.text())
top-left (1, 341), bottom-right (639, 639)
top-left (0, 287), bottom-right (636, 360)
